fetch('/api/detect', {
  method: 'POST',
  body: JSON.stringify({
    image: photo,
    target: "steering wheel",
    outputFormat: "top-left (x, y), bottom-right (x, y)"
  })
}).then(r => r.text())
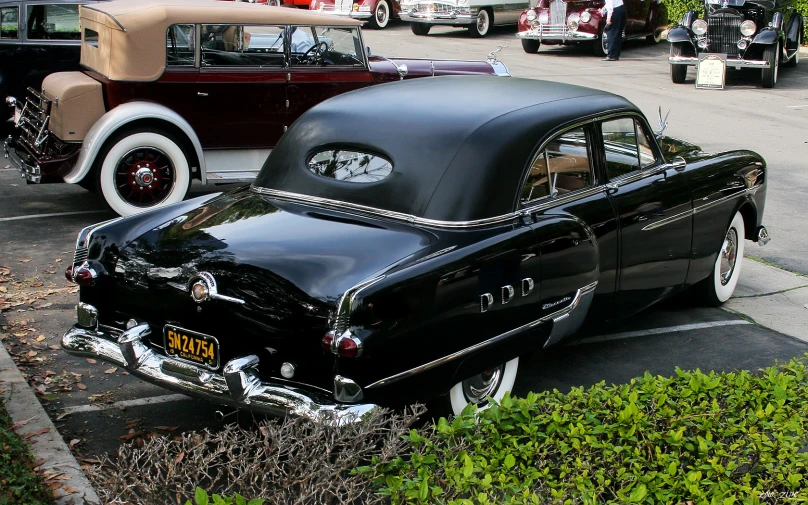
top-left (302, 41), bottom-right (331, 64)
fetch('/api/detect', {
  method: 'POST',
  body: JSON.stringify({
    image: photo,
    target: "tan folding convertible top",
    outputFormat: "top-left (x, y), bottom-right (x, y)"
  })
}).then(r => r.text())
top-left (79, 0), bottom-right (361, 82)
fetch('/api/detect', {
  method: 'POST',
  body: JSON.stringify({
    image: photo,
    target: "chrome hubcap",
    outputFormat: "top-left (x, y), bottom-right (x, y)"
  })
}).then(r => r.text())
top-left (462, 365), bottom-right (504, 404)
top-left (719, 228), bottom-right (738, 286)
top-left (134, 167), bottom-right (154, 187)
top-left (377, 3), bottom-right (387, 23)
top-left (115, 147), bottom-right (175, 207)
top-left (477, 12), bottom-right (487, 33)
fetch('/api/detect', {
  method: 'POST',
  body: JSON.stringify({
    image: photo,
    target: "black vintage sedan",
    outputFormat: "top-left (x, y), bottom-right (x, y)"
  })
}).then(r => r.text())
top-left (61, 77), bottom-right (770, 422)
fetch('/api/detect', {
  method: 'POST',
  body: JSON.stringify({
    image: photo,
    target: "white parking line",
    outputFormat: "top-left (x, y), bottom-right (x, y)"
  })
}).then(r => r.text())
top-left (786, 105), bottom-right (808, 109)
top-left (61, 393), bottom-right (190, 414)
top-left (0, 210), bottom-right (107, 222)
top-left (574, 320), bottom-right (752, 346)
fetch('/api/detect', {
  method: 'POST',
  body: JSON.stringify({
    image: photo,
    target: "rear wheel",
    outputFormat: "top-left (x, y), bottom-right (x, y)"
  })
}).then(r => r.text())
top-left (670, 43), bottom-right (687, 83)
top-left (445, 358), bottom-right (519, 416)
top-left (410, 22), bottom-right (431, 35)
top-left (521, 38), bottom-right (541, 53)
top-left (647, 28), bottom-right (663, 44)
top-left (697, 211), bottom-right (745, 306)
top-left (785, 33), bottom-right (800, 68)
top-left (368, 0), bottom-right (390, 29)
top-left (97, 128), bottom-right (191, 217)
top-left (468, 8), bottom-right (491, 37)
top-left (761, 42), bottom-right (779, 88)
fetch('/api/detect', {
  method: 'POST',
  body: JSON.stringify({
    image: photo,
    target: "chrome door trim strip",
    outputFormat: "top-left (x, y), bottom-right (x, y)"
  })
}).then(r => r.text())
top-left (250, 187), bottom-right (522, 229)
top-left (365, 281), bottom-right (597, 389)
top-left (640, 185), bottom-right (761, 231)
top-left (640, 208), bottom-right (693, 231)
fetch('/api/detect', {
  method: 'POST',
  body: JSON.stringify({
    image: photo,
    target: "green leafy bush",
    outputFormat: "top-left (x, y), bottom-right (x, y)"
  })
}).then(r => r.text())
top-left (664, 0), bottom-right (702, 27)
top-left (369, 358), bottom-right (808, 504)
top-left (0, 400), bottom-right (53, 505)
top-left (185, 487), bottom-right (263, 505)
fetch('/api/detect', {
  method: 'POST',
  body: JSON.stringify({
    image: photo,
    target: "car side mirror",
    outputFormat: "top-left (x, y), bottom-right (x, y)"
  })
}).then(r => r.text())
top-left (397, 63), bottom-right (408, 79)
top-left (366, 46), bottom-right (371, 57)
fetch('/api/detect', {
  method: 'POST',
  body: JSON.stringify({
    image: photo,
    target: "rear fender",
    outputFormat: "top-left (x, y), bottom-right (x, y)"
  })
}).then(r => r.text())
top-left (62, 102), bottom-right (206, 184)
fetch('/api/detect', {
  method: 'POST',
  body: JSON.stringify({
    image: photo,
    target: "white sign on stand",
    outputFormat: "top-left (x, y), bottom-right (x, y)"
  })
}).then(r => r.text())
top-left (696, 54), bottom-right (726, 90)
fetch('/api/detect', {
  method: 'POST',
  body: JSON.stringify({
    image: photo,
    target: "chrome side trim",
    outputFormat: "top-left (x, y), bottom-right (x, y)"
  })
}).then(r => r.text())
top-left (250, 187), bottom-right (522, 229)
top-left (64, 102), bottom-right (206, 185)
top-left (365, 281), bottom-right (598, 389)
top-left (332, 275), bottom-right (385, 336)
top-left (640, 185), bottom-right (763, 232)
top-left (61, 311), bottom-right (379, 424)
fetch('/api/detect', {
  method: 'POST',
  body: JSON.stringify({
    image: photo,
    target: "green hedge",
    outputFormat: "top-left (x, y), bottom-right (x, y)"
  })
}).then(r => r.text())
top-left (367, 358), bottom-right (808, 504)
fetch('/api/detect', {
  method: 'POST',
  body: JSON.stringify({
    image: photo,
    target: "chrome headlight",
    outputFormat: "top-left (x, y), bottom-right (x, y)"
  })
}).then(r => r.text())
top-left (580, 10), bottom-right (591, 23)
top-left (740, 20), bottom-right (756, 36)
top-left (567, 12), bottom-right (579, 30)
top-left (692, 19), bottom-right (707, 36)
top-left (526, 8), bottom-right (537, 21)
top-left (538, 11), bottom-right (549, 24)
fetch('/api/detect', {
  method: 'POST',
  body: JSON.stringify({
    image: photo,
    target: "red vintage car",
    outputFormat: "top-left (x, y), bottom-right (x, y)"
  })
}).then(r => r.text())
top-left (516, 0), bottom-right (667, 56)
top-left (5, 0), bottom-right (509, 216)
top-left (310, 0), bottom-right (401, 30)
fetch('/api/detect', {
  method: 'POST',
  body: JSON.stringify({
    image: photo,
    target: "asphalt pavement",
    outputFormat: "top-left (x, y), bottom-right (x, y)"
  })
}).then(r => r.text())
top-left (1, 24), bottom-right (807, 465)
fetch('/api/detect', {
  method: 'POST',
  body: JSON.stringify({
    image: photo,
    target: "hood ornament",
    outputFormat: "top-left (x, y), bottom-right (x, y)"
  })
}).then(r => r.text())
top-left (655, 106), bottom-right (671, 136)
top-left (487, 45), bottom-right (507, 63)
top-left (189, 272), bottom-right (245, 305)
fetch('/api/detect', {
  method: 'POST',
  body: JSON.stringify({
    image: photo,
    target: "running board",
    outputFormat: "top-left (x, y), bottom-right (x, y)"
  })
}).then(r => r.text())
top-left (206, 171), bottom-right (258, 183)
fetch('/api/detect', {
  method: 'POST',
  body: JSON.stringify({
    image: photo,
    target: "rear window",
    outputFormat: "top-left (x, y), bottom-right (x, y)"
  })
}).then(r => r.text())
top-left (26, 4), bottom-right (80, 40)
top-left (84, 28), bottom-right (98, 47)
top-left (307, 149), bottom-right (393, 183)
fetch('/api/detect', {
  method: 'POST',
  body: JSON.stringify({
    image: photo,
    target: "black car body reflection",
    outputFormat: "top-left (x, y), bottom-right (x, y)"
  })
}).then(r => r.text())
top-left (61, 76), bottom-right (770, 422)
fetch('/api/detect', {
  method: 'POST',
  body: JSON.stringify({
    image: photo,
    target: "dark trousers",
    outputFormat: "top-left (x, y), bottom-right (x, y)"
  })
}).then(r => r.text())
top-left (606, 5), bottom-right (626, 59)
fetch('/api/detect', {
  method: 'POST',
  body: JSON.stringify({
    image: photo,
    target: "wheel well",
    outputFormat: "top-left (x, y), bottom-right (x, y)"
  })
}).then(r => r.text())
top-left (738, 202), bottom-right (757, 241)
top-left (92, 118), bottom-right (202, 181)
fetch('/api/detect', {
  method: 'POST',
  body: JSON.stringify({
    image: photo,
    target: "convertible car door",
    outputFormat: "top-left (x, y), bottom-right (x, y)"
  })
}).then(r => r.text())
top-left (600, 116), bottom-right (692, 316)
top-left (521, 124), bottom-right (619, 341)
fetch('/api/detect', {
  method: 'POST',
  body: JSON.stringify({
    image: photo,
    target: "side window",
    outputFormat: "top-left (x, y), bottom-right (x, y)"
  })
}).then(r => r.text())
top-left (521, 127), bottom-right (594, 204)
top-left (84, 28), bottom-right (98, 47)
top-left (201, 25), bottom-right (286, 67)
top-left (290, 26), bottom-right (364, 66)
top-left (308, 149), bottom-right (393, 183)
top-left (26, 4), bottom-right (80, 40)
top-left (601, 117), bottom-right (659, 179)
top-left (166, 24), bottom-right (194, 66)
top-left (1, 7), bottom-right (18, 39)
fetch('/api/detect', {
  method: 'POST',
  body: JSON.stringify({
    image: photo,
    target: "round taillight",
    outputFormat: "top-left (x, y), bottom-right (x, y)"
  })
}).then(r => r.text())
top-left (65, 266), bottom-right (74, 282)
top-left (322, 331), bottom-right (335, 352)
top-left (337, 337), bottom-right (359, 358)
top-left (73, 267), bottom-right (96, 287)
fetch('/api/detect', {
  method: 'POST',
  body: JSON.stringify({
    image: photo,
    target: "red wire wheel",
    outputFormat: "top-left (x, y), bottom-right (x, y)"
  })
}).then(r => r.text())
top-left (114, 147), bottom-right (176, 207)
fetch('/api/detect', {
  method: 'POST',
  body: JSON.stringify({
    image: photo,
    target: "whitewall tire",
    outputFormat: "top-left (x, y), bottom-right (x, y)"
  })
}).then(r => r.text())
top-left (468, 8), bottom-right (491, 37)
top-left (97, 130), bottom-right (191, 217)
top-left (701, 211), bottom-right (745, 306)
top-left (448, 357), bottom-right (519, 416)
top-left (369, 0), bottom-right (390, 29)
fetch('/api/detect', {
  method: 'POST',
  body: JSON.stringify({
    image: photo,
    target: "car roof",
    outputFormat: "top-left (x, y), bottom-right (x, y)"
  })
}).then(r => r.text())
top-left (79, 0), bottom-right (360, 81)
top-left (254, 76), bottom-right (641, 225)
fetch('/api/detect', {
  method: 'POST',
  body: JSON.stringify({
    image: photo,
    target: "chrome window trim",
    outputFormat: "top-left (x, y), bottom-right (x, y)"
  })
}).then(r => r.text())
top-left (600, 115), bottom-right (665, 187)
top-left (249, 187), bottom-right (522, 229)
top-left (365, 281), bottom-right (598, 389)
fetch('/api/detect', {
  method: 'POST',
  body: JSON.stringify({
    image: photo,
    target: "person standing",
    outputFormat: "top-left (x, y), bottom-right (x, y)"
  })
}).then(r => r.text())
top-left (601, 0), bottom-right (626, 61)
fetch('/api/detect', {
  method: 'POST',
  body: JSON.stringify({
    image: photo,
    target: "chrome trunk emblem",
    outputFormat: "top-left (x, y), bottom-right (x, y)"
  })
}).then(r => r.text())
top-left (189, 272), bottom-right (246, 305)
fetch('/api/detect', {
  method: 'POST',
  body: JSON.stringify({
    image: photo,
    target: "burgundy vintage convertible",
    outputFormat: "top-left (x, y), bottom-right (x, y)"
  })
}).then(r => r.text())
top-left (4, 0), bottom-right (508, 216)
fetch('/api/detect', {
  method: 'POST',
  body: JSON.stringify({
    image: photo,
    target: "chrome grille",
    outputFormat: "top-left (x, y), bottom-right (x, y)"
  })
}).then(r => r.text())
top-left (334, 0), bottom-right (352, 12)
top-left (414, 2), bottom-right (454, 14)
top-left (707, 9), bottom-right (742, 56)
top-left (17, 87), bottom-right (51, 156)
top-left (549, 0), bottom-right (566, 26)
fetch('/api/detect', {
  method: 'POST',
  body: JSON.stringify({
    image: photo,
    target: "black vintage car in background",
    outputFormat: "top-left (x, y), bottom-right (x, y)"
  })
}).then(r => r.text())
top-left (0, 0), bottom-right (103, 131)
top-left (667, 0), bottom-right (803, 88)
top-left (61, 77), bottom-right (770, 422)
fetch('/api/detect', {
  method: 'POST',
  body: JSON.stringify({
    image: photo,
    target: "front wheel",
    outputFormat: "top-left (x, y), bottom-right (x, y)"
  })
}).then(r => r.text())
top-left (697, 211), bottom-right (745, 306)
top-left (445, 358), bottom-right (519, 416)
top-left (670, 43), bottom-right (687, 83)
top-left (521, 38), bottom-right (541, 53)
top-left (410, 22), bottom-right (431, 35)
top-left (468, 8), bottom-right (491, 37)
top-left (97, 129), bottom-right (191, 217)
top-left (761, 42), bottom-right (779, 88)
top-left (368, 0), bottom-right (390, 29)
top-left (593, 25), bottom-right (607, 56)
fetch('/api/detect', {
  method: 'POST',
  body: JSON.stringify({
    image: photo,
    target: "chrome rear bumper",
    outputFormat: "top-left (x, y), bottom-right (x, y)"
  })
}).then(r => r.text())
top-left (316, 8), bottom-right (372, 18)
top-left (669, 56), bottom-right (770, 68)
top-left (400, 11), bottom-right (476, 25)
top-left (61, 304), bottom-right (380, 425)
top-left (4, 135), bottom-right (41, 183)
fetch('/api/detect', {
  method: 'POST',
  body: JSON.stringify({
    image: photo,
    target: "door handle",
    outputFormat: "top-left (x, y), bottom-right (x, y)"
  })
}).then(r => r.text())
top-left (197, 92), bottom-right (208, 97)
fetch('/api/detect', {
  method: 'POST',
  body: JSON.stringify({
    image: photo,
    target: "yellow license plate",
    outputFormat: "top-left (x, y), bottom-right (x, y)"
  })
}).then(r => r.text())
top-left (163, 325), bottom-right (219, 369)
